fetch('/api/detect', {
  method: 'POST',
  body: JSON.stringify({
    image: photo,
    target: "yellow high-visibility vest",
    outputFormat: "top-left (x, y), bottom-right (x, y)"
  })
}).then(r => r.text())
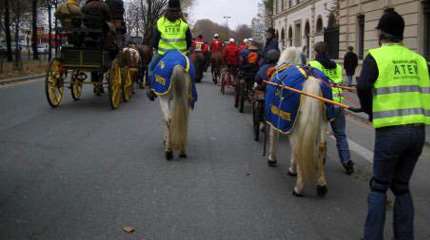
top-left (369, 44), bottom-right (430, 128)
top-left (156, 16), bottom-right (188, 55)
top-left (309, 60), bottom-right (344, 103)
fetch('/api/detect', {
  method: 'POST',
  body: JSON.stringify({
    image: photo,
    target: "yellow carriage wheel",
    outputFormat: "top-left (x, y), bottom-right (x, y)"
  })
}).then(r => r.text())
top-left (109, 61), bottom-right (122, 110)
top-left (71, 71), bottom-right (83, 101)
top-left (45, 58), bottom-right (65, 108)
top-left (122, 67), bottom-right (134, 102)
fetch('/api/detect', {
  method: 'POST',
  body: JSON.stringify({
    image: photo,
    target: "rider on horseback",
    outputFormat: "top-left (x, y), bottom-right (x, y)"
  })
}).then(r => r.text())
top-left (223, 38), bottom-right (240, 76)
top-left (210, 34), bottom-right (224, 54)
top-left (147, 0), bottom-right (193, 101)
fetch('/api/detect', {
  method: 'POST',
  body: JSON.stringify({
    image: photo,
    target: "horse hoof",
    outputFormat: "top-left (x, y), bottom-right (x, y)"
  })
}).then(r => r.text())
top-left (293, 189), bottom-right (304, 198)
top-left (267, 160), bottom-right (277, 167)
top-left (317, 185), bottom-right (328, 197)
top-left (165, 151), bottom-right (173, 161)
top-left (179, 152), bottom-right (187, 159)
top-left (287, 168), bottom-right (297, 177)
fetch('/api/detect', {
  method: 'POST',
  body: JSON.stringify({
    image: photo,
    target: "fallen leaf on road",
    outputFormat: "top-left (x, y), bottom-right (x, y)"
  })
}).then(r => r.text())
top-left (122, 226), bottom-right (135, 233)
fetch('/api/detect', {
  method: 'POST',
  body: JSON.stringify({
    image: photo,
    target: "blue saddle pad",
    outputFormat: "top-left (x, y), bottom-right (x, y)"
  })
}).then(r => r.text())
top-left (265, 64), bottom-right (335, 134)
top-left (151, 50), bottom-right (198, 106)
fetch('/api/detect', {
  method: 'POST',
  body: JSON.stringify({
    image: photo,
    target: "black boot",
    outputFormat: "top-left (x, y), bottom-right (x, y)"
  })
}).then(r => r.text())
top-left (342, 161), bottom-right (355, 175)
top-left (146, 90), bottom-right (157, 101)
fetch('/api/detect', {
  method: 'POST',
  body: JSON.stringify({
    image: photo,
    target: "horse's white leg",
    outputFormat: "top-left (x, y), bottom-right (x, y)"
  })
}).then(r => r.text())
top-left (288, 136), bottom-right (297, 176)
top-left (268, 126), bottom-right (278, 166)
top-left (294, 148), bottom-right (305, 197)
top-left (160, 97), bottom-right (173, 160)
top-left (317, 123), bottom-right (328, 197)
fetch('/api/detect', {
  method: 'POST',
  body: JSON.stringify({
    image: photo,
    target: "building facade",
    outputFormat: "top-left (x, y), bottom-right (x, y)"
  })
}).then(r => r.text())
top-left (339, 0), bottom-right (430, 61)
top-left (273, 0), bottom-right (339, 57)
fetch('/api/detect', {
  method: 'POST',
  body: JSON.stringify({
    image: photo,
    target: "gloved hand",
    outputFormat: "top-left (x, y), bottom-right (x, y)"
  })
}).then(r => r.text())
top-left (348, 107), bottom-right (363, 113)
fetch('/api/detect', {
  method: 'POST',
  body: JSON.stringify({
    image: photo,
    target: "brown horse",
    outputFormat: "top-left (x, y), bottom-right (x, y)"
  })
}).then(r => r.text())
top-left (210, 52), bottom-right (223, 84)
top-left (136, 44), bottom-right (153, 88)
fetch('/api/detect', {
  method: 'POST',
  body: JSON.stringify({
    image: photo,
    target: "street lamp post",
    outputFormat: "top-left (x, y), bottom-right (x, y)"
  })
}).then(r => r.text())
top-left (223, 16), bottom-right (231, 29)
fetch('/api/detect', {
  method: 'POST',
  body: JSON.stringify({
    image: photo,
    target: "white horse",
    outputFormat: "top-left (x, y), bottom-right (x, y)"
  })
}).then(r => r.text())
top-left (267, 47), bottom-right (329, 197)
top-left (159, 65), bottom-right (193, 160)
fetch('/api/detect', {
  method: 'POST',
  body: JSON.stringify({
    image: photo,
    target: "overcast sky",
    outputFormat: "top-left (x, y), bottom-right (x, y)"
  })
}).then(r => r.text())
top-left (189, 0), bottom-right (259, 29)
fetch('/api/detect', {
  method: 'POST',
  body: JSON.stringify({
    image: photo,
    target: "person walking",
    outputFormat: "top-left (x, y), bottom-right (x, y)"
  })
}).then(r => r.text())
top-left (309, 42), bottom-right (355, 175)
top-left (263, 28), bottom-right (279, 58)
top-left (146, 0), bottom-right (193, 101)
top-left (357, 8), bottom-right (430, 240)
top-left (343, 46), bottom-right (359, 86)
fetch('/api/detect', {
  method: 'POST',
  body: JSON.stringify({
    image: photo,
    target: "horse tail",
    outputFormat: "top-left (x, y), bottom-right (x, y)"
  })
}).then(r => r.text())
top-left (170, 65), bottom-right (191, 151)
top-left (293, 76), bottom-right (324, 183)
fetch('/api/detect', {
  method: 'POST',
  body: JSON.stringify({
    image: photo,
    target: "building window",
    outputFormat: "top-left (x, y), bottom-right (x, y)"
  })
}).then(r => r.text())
top-left (357, 15), bottom-right (365, 59)
top-left (294, 22), bottom-right (302, 47)
top-left (288, 26), bottom-right (293, 46)
top-left (424, 1), bottom-right (430, 60)
top-left (316, 17), bottom-right (323, 33)
top-left (297, 0), bottom-right (300, 5)
top-left (281, 0), bottom-right (284, 10)
top-left (289, 0), bottom-right (293, 8)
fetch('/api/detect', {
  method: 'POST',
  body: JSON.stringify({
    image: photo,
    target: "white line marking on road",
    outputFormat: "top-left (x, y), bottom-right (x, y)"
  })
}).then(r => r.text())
top-left (330, 135), bottom-right (374, 163)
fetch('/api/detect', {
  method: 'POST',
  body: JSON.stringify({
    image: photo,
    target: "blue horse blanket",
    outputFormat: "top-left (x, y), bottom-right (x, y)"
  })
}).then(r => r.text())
top-left (150, 51), bottom-right (198, 107)
top-left (265, 64), bottom-right (335, 134)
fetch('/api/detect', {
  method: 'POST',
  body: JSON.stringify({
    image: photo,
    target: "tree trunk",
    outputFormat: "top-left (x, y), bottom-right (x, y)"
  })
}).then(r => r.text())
top-left (54, 0), bottom-right (58, 54)
top-left (4, 0), bottom-right (13, 62)
top-left (32, 0), bottom-right (39, 60)
top-left (14, 1), bottom-right (22, 69)
top-left (48, 0), bottom-right (52, 61)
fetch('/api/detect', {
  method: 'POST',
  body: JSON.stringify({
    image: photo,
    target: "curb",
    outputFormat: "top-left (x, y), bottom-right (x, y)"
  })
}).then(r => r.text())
top-left (345, 108), bottom-right (430, 146)
top-left (0, 74), bottom-right (45, 86)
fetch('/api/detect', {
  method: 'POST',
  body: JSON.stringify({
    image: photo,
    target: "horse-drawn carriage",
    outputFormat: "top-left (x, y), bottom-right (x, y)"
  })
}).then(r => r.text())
top-left (45, 16), bottom-right (139, 110)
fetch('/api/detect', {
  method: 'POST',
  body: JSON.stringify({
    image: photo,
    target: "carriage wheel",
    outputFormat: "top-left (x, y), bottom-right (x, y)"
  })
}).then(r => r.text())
top-left (239, 80), bottom-right (246, 113)
top-left (109, 61), bottom-right (122, 110)
top-left (122, 68), bottom-right (134, 102)
top-left (252, 101), bottom-right (260, 142)
top-left (45, 58), bottom-right (65, 108)
top-left (71, 71), bottom-right (83, 101)
top-left (220, 72), bottom-right (226, 95)
top-left (234, 78), bottom-right (240, 108)
top-left (139, 68), bottom-right (147, 89)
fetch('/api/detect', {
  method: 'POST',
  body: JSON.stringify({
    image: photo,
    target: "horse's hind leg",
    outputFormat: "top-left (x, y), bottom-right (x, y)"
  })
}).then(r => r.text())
top-left (293, 155), bottom-right (305, 197)
top-left (287, 137), bottom-right (298, 176)
top-left (160, 98), bottom-right (173, 160)
top-left (317, 125), bottom-right (328, 197)
top-left (268, 126), bottom-right (278, 167)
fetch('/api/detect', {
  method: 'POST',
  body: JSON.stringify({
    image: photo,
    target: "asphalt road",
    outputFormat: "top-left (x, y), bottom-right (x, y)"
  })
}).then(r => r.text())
top-left (0, 73), bottom-right (429, 240)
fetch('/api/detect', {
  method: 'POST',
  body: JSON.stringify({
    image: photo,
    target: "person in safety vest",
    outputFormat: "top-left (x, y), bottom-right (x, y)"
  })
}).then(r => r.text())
top-left (309, 42), bottom-right (354, 175)
top-left (146, 0), bottom-right (193, 101)
top-left (356, 8), bottom-right (430, 240)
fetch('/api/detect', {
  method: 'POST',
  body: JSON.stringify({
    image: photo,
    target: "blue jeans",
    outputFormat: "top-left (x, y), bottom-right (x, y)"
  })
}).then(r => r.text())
top-left (148, 53), bottom-right (162, 87)
top-left (364, 125), bottom-right (425, 240)
top-left (346, 75), bottom-right (353, 86)
top-left (330, 107), bottom-right (351, 164)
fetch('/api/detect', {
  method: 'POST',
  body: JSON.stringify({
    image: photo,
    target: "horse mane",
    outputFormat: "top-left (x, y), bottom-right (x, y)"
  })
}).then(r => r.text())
top-left (278, 47), bottom-right (302, 66)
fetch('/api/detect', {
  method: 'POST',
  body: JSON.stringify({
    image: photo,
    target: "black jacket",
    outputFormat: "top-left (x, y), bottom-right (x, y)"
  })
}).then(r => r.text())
top-left (343, 51), bottom-right (358, 75)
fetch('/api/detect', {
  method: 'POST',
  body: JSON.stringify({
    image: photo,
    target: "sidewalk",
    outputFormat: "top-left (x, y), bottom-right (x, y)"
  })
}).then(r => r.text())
top-left (0, 74), bottom-right (45, 85)
top-left (343, 91), bottom-right (430, 145)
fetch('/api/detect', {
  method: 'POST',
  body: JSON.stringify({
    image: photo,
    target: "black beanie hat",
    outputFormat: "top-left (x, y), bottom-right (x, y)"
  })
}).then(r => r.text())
top-left (168, 0), bottom-right (181, 9)
top-left (376, 8), bottom-right (405, 40)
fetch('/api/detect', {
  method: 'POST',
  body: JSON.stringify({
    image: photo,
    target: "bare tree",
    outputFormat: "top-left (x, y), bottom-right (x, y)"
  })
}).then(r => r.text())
top-left (3, 0), bottom-right (13, 61)
top-left (192, 19), bottom-right (232, 42)
top-left (233, 24), bottom-right (253, 42)
top-left (32, 0), bottom-right (39, 60)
